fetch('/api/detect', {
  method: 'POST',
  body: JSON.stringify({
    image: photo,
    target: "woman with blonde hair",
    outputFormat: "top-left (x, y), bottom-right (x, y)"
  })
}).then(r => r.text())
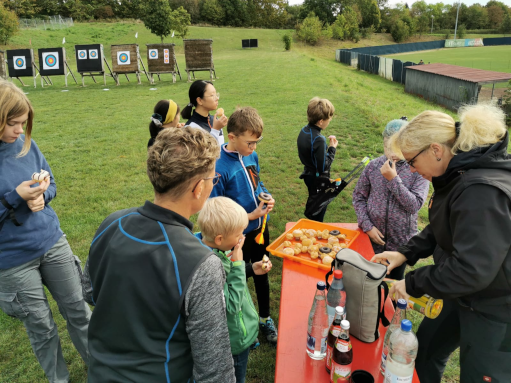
top-left (372, 103), bottom-right (511, 382)
top-left (0, 81), bottom-right (91, 382)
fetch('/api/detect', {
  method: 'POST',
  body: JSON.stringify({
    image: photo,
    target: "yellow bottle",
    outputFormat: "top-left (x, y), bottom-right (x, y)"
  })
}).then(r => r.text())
top-left (385, 280), bottom-right (443, 319)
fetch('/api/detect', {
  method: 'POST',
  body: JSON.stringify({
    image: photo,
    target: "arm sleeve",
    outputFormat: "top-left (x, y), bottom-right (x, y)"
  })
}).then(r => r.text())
top-left (82, 256), bottom-right (94, 306)
top-left (352, 165), bottom-right (374, 233)
top-left (387, 174), bottom-right (429, 214)
top-left (405, 185), bottom-right (511, 299)
top-left (209, 128), bottom-right (224, 146)
top-left (223, 261), bottom-right (247, 314)
top-left (312, 136), bottom-right (335, 174)
top-left (41, 157), bottom-right (57, 205)
top-left (397, 223), bottom-right (437, 266)
top-left (185, 255), bottom-right (236, 383)
top-left (1, 189), bottom-right (24, 223)
top-left (245, 262), bottom-right (255, 279)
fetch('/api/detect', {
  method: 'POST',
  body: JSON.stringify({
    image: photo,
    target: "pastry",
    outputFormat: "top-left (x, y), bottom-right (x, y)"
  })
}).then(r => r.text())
top-left (301, 238), bottom-right (312, 247)
top-left (32, 169), bottom-right (50, 183)
top-left (310, 251), bottom-right (319, 260)
top-left (328, 236), bottom-right (339, 245)
top-left (283, 248), bottom-right (294, 256)
top-left (285, 233), bottom-right (293, 240)
top-left (329, 230), bottom-right (340, 236)
top-left (262, 255), bottom-right (270, 270)
top-left (293, 230), bottom-right (303, 240)
top-left (283, 241), bottom-right (292, 247)
top-left (215, 108), bottom-right (224, 118)
top-left (301, 246), bottom-right (308, 253)
top-left (319, 246), bottom-right (331, 254)
top-left (294, 247), bottom-right (301, 255)
top-left (322, 256), bottom-right (334, 265)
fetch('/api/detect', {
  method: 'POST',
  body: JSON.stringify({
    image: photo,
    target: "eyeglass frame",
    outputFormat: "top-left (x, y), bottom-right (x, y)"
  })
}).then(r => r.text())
top-left (406, 148), bottom-right (426, 168)
top-left (239, 136), bottom-right (263, 150)
top-left (191, 172), bottom-right (221, 193)
top-left (202, 93), bottom-right (220, 100)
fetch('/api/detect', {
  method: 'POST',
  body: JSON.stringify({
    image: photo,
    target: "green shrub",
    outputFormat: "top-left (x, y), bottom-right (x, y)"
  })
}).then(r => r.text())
top-left (322, 24), bottom-right (333, 39)
top-left (390, 19), bottom-right (409, 43)
top-left (457, 24), bottom-right (466, 39)
top-left (360, 25), bottom-right (374, 39)
top-left (296, 12), bottom-right (323, 45)
top-left (332, 14), bottom-right (346, 40)
top-left (282, 33), bottom-right (292, 50)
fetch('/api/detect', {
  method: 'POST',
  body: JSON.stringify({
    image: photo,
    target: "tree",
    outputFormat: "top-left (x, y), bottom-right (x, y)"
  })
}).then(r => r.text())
top-left (201, 0), bottom-right (225, 25)
top-left (501, 13), bottom-right (511, 35)
top-left (332, 13), bottom-right (346, 39)
top-left (171, 6), bottom-right (191, 39)
top-left (253, 0), bottom-right (288, 28)
top-left (343, 6), bottom-right (360, 40)
top-left (0, 4), bottom-right (19, 45)
top-left (465, 4), bottom-right (488, 30)
top-left (142, 0), bottom-right (173, 42)
top-left (299, 0), bottom-right (336, 24)
top-left (296, 12), bottom-right (323, 45)
top-left (416, 14), bottom-right (429, 36)
top-left (390, 19), bottom-right (410, 42)
top-left (487, 5), bottom-right (504, 29)
top-left (357, 0), bottom-right (380, 28)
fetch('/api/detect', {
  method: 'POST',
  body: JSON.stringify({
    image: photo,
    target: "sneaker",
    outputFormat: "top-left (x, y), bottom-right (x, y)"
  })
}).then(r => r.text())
top-left (259, 318), bottom-right (278, 346)
top-left (249, 338), bottom-right (260, 350)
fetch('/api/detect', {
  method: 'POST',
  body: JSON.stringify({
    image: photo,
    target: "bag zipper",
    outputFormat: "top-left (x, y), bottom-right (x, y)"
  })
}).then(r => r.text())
top-left (336, 250), bottom-right (387, 280)
top-left (239, 311), bottom-right (247, 337)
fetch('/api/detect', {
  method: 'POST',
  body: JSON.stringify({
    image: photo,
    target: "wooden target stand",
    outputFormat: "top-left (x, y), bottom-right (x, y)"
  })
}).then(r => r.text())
top-left (113, 52), bottom-right (149, 85)
top-left (79, 57), bottom-right (115, 86)
top-left (146, 43), bottom-right (182, 84)
top-left (12, 62), bottom-right (50, 88)
top-left (40, 58), bottom-right (78, 88)
top-left (111, 44), bottom-right (149, 86)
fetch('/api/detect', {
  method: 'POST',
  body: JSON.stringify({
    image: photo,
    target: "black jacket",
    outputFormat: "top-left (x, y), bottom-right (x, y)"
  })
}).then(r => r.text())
top-left (399, 133), bottom-right (511, 322)
top-left (297, 124), bottom-right (336, 178)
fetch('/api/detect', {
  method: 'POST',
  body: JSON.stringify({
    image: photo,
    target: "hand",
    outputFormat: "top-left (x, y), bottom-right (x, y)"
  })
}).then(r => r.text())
top-left (252, 260), bottom-right (272, 275)
top-left (231, 236), bottom-right (246, 262)
top-left (328, 136), bottom-right (338, 148)
top-left (27, 194), bottom-right (45, 212)
top-left (248, 199), bottom-right (273, 220)
top-left (367, 227), bottom-right (385, 246)
top-left (213, 115), bottom-right (228, 131)
top-left (15, 179), bottom-right (49, 201)
top-left (371, 251), bottom-right (407, 274)
top-left (177, 122), bottom-right (185, 128)
top-left (380, 159), bottom-right (397, 181)
top-left (389, 280), bottom-right (409, 302)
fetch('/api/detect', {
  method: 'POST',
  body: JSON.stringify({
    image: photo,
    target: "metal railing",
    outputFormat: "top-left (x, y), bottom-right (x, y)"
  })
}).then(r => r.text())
top-left (18, 16), bottom-right (74, 30)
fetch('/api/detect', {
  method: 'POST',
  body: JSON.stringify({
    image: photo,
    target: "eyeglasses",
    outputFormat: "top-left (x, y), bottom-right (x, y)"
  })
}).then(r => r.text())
top-left (203, 93), bottom-right (220, 100)
top-left (192, 172), bottom-right (221, 193)
top-left (241, 136), bottom-right (263, 149)
top-left (406, 149), bottom-right (426, 168)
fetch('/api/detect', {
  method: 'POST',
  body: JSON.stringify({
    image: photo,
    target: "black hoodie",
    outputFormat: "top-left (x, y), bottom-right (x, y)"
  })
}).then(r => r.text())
top-left (398, 132), bottom-right (511, 322)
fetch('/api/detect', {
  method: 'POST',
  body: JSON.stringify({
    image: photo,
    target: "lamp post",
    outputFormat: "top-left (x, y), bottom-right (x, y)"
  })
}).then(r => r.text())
top-left (454, 1), bottom-right (461, 39)
top-left (431, 15), bottom-right (434, 34)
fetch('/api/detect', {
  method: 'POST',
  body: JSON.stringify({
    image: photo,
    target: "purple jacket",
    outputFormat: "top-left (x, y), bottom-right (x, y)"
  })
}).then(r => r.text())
top-left (352, 155), bottom-right (430, 253)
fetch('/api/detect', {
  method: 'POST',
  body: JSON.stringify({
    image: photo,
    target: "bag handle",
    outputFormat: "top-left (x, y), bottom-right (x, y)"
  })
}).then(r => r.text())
top-left (379, 282), bottom-right (390, 327)
top-left (325, 262), bottom-right (334, 291)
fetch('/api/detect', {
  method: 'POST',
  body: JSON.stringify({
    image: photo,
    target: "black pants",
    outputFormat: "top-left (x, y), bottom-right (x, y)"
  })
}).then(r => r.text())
top-left (415, 299), bottom-right (511, 383)
top-left (303, 175), bottom-right (327, 222)
top-left (243, 228), bottom-right (270, 318)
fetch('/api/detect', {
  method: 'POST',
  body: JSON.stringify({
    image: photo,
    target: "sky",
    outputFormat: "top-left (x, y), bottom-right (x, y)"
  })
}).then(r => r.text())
top-left (287, 0), bottom-right (505, 6)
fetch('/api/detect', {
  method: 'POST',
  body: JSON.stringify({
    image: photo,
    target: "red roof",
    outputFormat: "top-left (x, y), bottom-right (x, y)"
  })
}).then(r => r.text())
top-left (407, 63), bottom-right (511, 84)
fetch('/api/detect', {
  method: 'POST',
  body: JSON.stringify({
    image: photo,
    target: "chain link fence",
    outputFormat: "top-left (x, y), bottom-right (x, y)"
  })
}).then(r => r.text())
top-left (18, 16), bottom-right (74, 30)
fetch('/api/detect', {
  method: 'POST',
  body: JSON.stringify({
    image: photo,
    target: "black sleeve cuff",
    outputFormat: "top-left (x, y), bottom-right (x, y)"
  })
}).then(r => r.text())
top-left (245, 263), bottom-right (255, 279)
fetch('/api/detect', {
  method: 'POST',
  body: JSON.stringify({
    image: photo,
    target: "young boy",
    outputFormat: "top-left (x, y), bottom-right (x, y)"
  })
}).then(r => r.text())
top-left (297, 97), bottom-right (338, 222)
top-left (210, 107), bottom-right (278, 346)
top-left (197, 197), bottom-right (272, 383)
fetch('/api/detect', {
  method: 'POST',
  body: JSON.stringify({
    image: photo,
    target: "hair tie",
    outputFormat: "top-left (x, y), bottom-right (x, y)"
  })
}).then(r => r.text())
top-left (455, 121), bottom-right (461, 138)
top-left (400, 116), bottom-right (408, 121)
top-left (188, 103), bottom-right (193, 107)
top-left (151, 113), bottom-right (163, 127)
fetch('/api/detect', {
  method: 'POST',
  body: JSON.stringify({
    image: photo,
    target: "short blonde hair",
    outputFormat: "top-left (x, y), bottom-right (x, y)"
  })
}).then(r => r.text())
top-left (147, 127), bottom-right (219, 199)
top-left (390, 103), bottom-right (507, 157)
top-left (198, 197), bottom-right (249, 242)
top-left (0, 80), bottom-right (34, 157)
top-left (307, 97), bottom-right (335, 125)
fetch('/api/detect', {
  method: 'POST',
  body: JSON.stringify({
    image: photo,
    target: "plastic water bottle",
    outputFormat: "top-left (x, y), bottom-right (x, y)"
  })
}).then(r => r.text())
top-left (380, 298), bottom-right (407, 375)
top-left (306, 281), bottom-right (329, 360)
top-left (326, 270), bottom-right (347, 325)
top-left (385, 319), bottom-right (418, 383)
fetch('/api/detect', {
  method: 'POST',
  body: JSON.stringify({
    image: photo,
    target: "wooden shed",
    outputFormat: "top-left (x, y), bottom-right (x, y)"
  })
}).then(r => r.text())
top-left (110, 44), bottom-right (148, 85)
top-left (183, 39), bottom-right (216, 82)
top-left (146, 43), bottom-right (181, 83)
top-left (405, 64), bottom-right (511, 111)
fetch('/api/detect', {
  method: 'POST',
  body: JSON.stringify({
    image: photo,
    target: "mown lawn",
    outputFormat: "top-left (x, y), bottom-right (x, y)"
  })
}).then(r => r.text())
top-left (0, 24), bottom-right (469, 382)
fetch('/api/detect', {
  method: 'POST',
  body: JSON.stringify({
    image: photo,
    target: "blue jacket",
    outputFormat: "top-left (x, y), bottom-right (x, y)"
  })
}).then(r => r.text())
top-left (210, 145), bottom-right (270, 234)
top-left (0, 137), bottom-right (62, 269)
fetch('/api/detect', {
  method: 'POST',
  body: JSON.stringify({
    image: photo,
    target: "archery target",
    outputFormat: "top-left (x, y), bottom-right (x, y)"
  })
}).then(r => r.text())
top-left (149, 49), bottom-right (158, 59)
top-left (78, 50), bottom-right (87, 60)
top-left (117, 51), bottom-right (131, 65)
top-left (13, 56), bottom-right (26, 70)
top-left (164, 49), bottom-right (169, 64)
top-left (89, 49), bottom-right (98, 59)
top-left (42, 52), bottom-right (59, 70)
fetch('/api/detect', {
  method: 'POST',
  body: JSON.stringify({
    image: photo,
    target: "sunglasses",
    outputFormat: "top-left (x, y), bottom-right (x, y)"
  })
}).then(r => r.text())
top-left (191, 172), bottom-right (221, 193)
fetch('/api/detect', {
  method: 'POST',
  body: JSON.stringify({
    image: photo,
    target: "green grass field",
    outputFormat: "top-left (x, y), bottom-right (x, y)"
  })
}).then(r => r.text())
top-left (0, 25), bottom-right (496, 382)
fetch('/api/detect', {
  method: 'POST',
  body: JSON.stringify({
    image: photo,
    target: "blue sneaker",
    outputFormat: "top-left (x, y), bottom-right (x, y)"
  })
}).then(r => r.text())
top-left (250, 338), bottom-right (260, 350)
top-left (259, 317), bottom-right (278, 346)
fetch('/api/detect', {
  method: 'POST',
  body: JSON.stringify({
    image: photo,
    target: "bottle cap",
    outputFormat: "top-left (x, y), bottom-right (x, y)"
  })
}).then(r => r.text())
top-left (397, 298), bottom-right (407, 310)
top-left (401, 319), bottom-right (412, 332)
top-left (335, 306), bottom-right (345, 315)
top-left (317, 281), bottom-right (326, 291)
top-left (340, 320), bottom-right (350, 330)
top-left (333, 270), bottom-right (343, 279)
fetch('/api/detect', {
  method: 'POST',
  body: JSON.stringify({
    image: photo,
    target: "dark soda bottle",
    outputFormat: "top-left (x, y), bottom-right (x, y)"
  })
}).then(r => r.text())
top-left (325, 306), bottom-right (345, 373)
top-left (330, 320), bottom-right (353, 383)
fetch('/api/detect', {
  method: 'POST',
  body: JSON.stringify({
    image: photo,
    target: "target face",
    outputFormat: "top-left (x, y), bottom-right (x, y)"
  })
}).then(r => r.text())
top-left (117, 51), bottom-right (131, 65)
top-left (13, 56), bottom-right (26, 69)
top-left (42, 52), bottom-right (59, 70)
top-left (78, 50), bottom-right (87, 60)
top-left (89, 49), bottom-right (98, 59)
top-left (149, 49), bottom-right (158, 59)
top-left (164, 49), bottom-right (169, 64)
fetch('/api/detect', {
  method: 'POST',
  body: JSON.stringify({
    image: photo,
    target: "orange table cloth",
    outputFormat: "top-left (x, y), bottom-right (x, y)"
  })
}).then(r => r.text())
top-left (274, 223), bottom-right (420, 383)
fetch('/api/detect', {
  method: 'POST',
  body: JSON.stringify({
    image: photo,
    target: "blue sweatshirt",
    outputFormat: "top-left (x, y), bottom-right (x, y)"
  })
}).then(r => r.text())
top-left (0, 136), bottom-right (63, 269)
top-left (210, 145), bottom-right (270, 234)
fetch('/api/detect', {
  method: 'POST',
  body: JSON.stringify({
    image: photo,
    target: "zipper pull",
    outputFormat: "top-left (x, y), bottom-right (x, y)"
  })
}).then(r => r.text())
top-left (428, 192), bottom-right (435, 209)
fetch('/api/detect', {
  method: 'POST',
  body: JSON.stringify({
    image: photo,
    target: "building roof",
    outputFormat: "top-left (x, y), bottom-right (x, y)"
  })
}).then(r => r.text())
top-left (407, 63), bottom-right (511, 85)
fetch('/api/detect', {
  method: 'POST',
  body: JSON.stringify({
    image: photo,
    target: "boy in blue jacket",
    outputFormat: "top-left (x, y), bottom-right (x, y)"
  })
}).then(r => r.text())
top-left (210, 107), bottom-right (278, 346)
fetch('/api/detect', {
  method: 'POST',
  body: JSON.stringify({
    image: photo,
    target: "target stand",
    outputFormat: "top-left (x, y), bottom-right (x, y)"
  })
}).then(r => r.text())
top-left (75, 44), bottom-right (115, 86)
top-left (6, 49), bottom-right (49, 88)
top-left (38, 48), bottom-right (77, 87)
top-left (183, 39), bottom-right (217, 82)
top-left (146, 43), bottom-right (181, 84)
top-left (0, 50), bottom-right (6, 80)
top-left (110, 44), bottom-right (149, 85)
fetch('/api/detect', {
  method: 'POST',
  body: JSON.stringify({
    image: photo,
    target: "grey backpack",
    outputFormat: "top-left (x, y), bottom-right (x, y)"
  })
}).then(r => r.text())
top-left (325, 248), bottom-right (390, 343)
